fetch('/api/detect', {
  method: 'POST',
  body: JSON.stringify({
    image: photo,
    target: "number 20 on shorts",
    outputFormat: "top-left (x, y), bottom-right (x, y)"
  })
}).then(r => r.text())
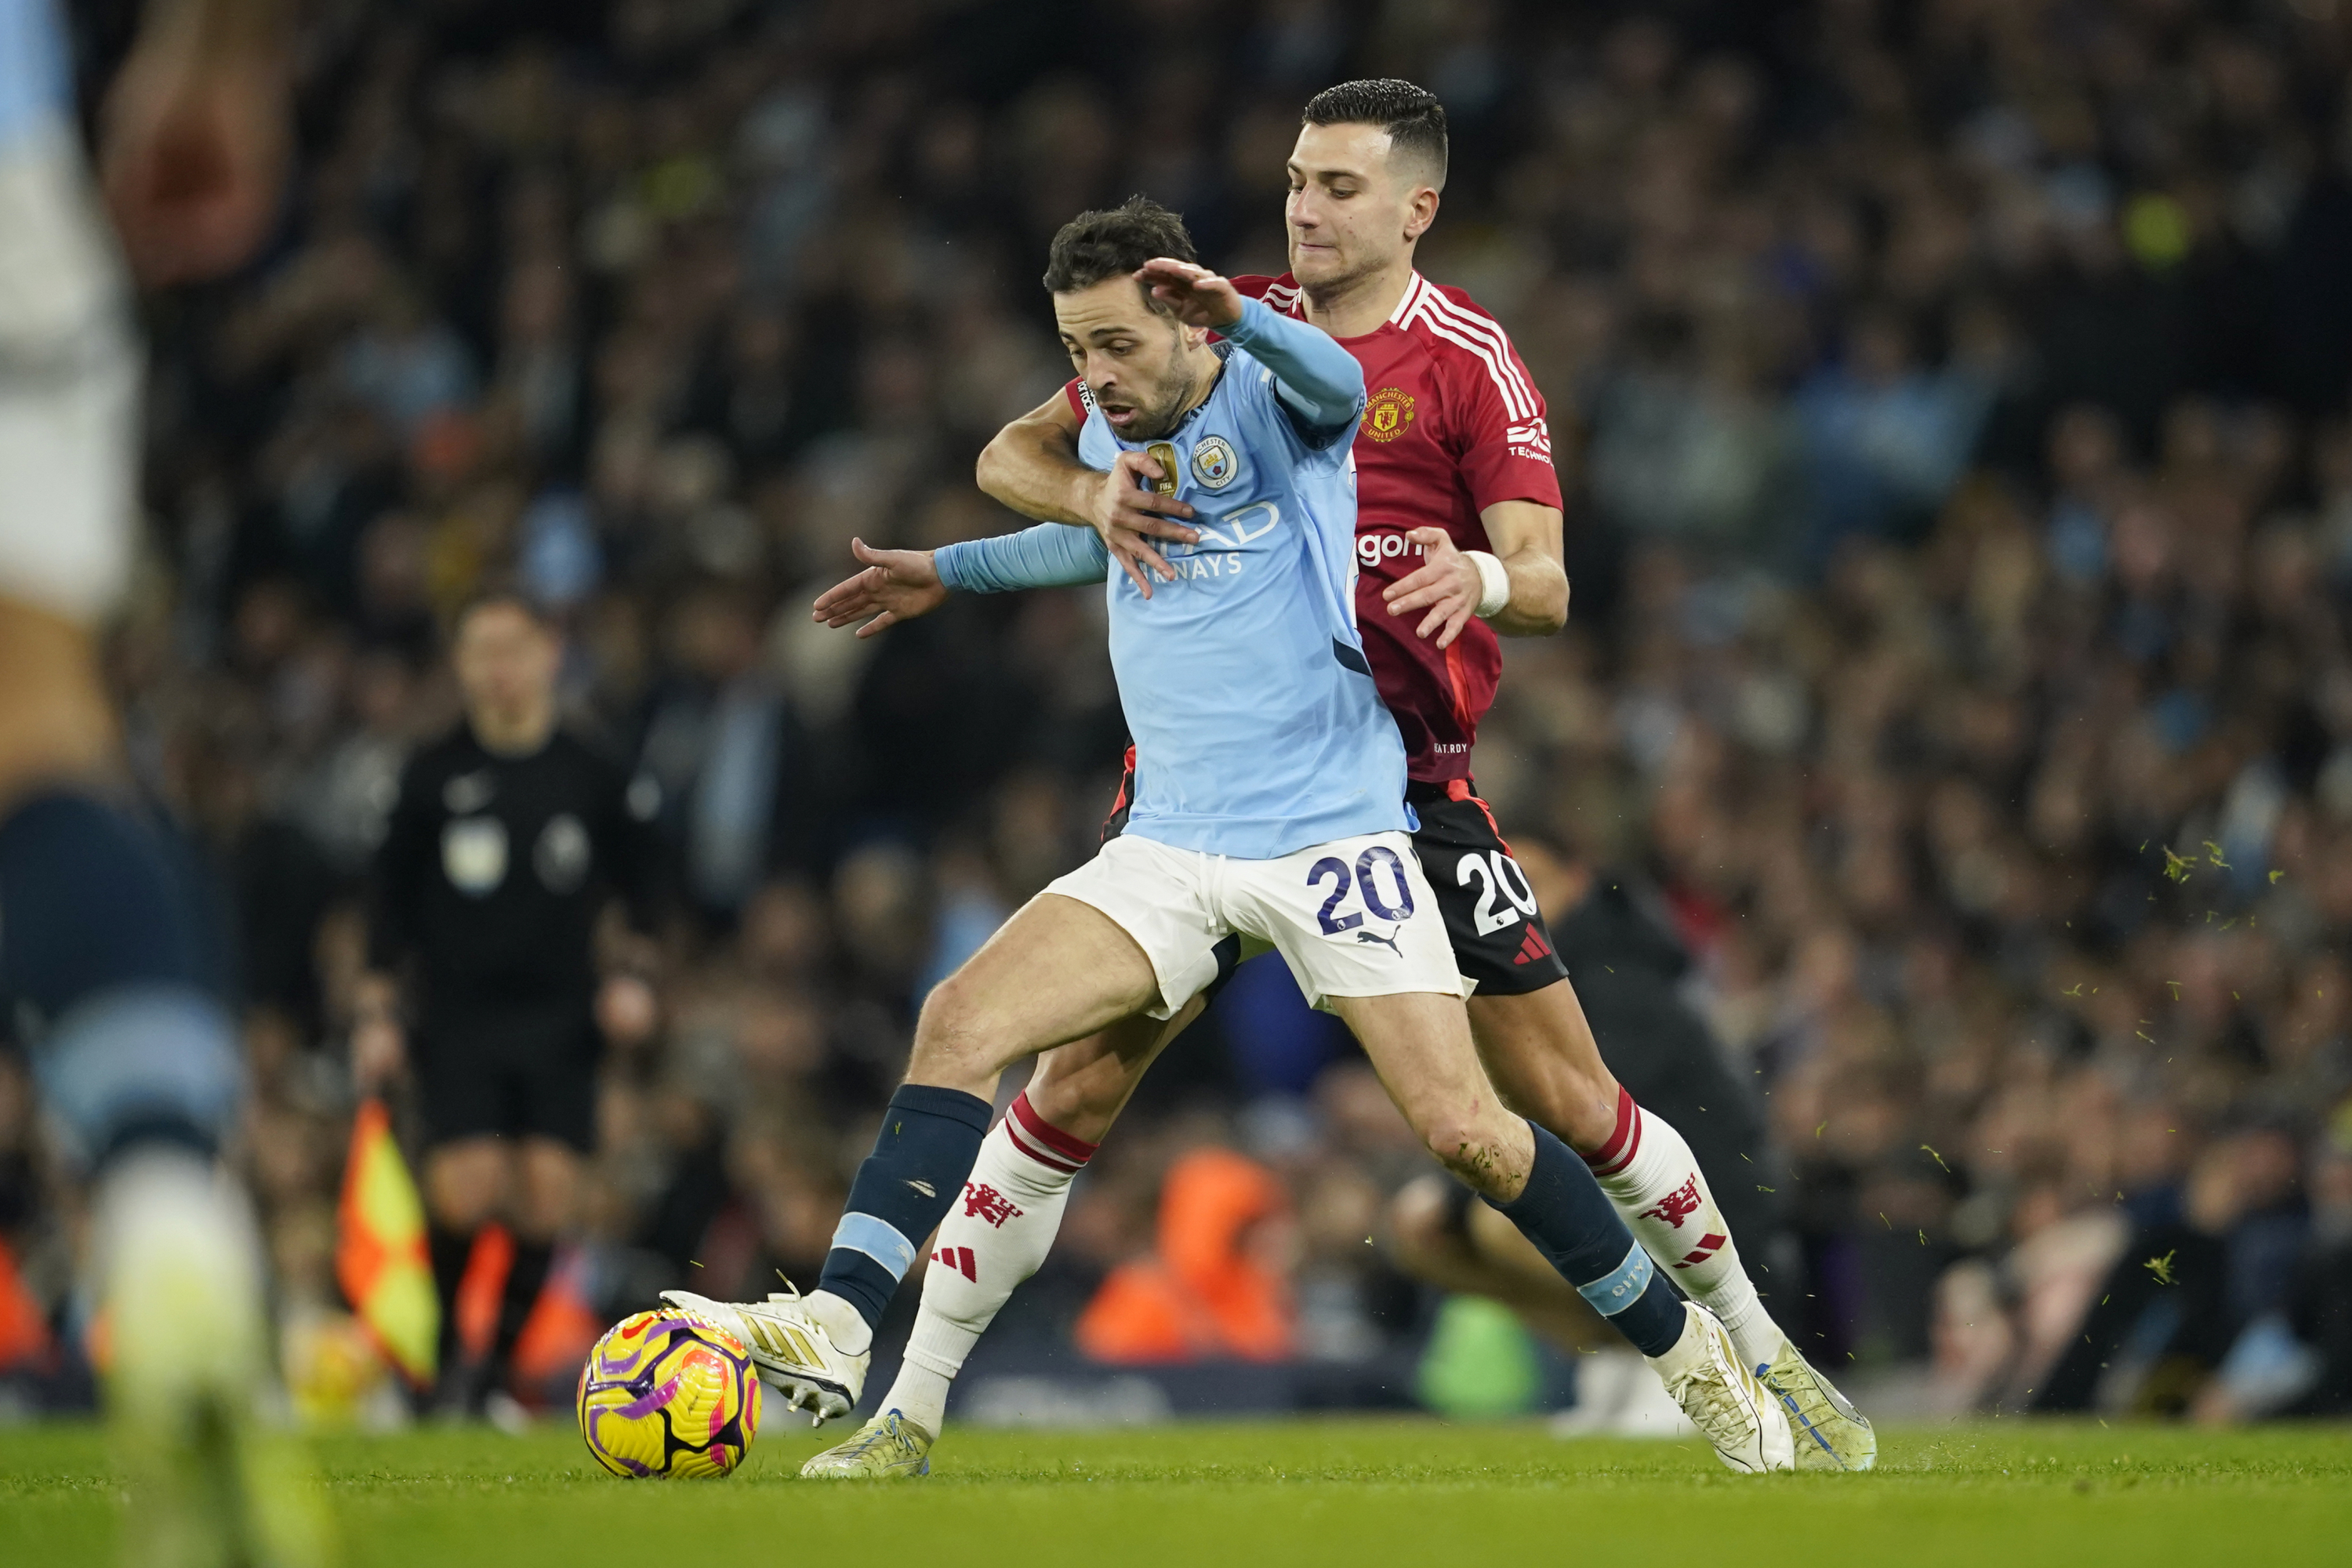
top-left (1457, 851), bottom-right (1539, 935)
top-left (1308, 846), bottom-right (1417, 935)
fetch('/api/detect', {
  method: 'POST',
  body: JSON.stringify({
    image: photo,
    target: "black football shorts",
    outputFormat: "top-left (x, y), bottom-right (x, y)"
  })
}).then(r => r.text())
top-left (412, 1005), bottom-right (601, 1153)
top-left (1403, 779), bottom-right (1572, 996)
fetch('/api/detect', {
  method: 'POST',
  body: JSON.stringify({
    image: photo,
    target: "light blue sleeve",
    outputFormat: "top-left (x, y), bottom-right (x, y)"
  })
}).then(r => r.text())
top-left (0, 0), bottom-right (72, 148)
top-left (935, 524), bottom-right (1110, 593)
top-left (1220, 297), bottom-right (1365, 448)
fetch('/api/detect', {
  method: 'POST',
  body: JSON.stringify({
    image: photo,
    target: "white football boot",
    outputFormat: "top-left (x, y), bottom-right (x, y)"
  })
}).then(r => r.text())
top-left (659, 1285), bottom-right (869, 1421)
top-left (101, 1152), bottom-right (330, 1567)
top-left (1758, 1337), bottom-right (1877, 1471)
top-left (1647, 1301), bottom-right (1795, 1473)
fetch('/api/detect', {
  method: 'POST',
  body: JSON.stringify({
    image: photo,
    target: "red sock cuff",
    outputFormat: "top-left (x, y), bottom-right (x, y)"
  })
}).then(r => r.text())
top-left (1583, 1087), bottom-right (1644, 1178)
top-left (1004, 1092), bottom-right (1098, 1174)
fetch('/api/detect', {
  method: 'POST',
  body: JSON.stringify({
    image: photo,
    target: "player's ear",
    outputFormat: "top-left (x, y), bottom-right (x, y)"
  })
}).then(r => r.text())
top-left (1403, 183), bottom-right (1439, 243)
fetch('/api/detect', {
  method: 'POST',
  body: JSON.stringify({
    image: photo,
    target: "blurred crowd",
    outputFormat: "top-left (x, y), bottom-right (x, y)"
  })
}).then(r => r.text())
top-left (5, 0), bottom-right (2352, 1424)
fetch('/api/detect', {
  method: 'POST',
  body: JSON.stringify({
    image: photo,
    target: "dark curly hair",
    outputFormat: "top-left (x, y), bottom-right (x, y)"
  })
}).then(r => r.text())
top-left (1043, 195), bottom-right (1200, 296)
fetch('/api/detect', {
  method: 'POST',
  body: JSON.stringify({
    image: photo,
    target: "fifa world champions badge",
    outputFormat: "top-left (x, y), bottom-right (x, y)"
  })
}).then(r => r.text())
top-left (1145, 441), bottom-right (1181, 495)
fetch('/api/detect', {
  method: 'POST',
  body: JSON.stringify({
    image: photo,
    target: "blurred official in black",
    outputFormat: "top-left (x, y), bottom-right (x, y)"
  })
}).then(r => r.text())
top-left (356, 592), bottom-right (662, 1413)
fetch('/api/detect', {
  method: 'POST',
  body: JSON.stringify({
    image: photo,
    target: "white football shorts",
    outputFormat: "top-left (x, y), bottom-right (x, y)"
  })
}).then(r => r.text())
top-left (0, 124), bottom-right (139, 625)
top-left (1044, 829), bottom-right (1472, 1016)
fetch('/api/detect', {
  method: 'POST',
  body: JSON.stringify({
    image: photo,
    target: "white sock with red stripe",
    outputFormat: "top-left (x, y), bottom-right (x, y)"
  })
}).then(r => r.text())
top-left (878, 1091), bottom-right (1095, 1436)
top-left (1582, 1087), bottom-right (1783, 1373)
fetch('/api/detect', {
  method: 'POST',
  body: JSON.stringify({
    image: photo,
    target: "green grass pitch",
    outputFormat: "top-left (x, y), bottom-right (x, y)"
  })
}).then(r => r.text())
top-left (4, 1417), bottom-right (2347, 1566)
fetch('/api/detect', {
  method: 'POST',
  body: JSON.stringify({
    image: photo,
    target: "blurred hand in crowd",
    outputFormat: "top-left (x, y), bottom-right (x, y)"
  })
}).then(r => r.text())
top-left (349, 972), bottom-right (405, 1095)
top-left (597, 973), bottom-right (660, 1050)
top-left (101, 0), bottom-right (291, 284)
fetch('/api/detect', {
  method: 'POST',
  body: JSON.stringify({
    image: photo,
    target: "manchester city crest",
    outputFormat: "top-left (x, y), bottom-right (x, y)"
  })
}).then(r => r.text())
top-left (1191, 434), bottom-right (1238, 489)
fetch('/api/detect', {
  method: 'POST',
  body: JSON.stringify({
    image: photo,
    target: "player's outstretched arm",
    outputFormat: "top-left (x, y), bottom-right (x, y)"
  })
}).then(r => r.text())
top-left (1140, 260), bottom-right (1361, 441)
top-left (812, 528), bottom-right (1112, 636)
top-left (977, 391), bottom-right (1200, 597)
top-left (1209, 292), bottom-right (1367, 441)
top-left (1381, 503), bottom-right (1569, 648)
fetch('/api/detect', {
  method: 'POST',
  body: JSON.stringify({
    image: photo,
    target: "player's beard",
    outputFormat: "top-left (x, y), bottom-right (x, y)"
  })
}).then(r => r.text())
top-left (1123, 356), bottom-right (1200, 441)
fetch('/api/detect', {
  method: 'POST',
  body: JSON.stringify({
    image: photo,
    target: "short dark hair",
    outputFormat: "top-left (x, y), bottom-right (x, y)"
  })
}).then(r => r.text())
top-left (1043, 195), bottom-right (1200, 296)
top-left (1302, 78), bottom-right (1448, 189)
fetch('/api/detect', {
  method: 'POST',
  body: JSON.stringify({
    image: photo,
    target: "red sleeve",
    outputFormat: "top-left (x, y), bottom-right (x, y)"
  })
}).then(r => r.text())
top-left (1062, 377), bottom-right (1093, 420)
top-left (1446, 332), bottom-right (1563, 514)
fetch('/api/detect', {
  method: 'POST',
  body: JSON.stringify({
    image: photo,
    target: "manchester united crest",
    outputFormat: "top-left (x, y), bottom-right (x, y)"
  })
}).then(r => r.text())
top-left (1363, 387), bottom-right (1416, 442)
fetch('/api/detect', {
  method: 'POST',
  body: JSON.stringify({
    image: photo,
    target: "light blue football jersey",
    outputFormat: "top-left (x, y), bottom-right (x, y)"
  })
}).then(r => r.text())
top-left (0, 0), bottom-right (70, 151)
top-left (1075, 342), bottom-right (1410, 859)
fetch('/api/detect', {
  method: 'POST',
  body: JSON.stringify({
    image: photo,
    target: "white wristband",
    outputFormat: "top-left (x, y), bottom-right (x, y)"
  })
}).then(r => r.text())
top-left (1466, 550), bottom-right (1512, 619)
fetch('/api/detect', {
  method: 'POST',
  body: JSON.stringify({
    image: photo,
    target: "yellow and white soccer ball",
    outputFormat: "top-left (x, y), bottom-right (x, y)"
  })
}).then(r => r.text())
top-left (576, 1308), bottom-right (762, 1478)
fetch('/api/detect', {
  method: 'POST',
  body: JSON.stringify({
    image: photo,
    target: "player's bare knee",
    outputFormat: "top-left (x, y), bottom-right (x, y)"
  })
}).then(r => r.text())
top-left (909, 975), bottom-right (1011, 1083)
top-left (1411, 1123), bottom-right (1486, 1185)
top-left (1418, 1120), bottom-right (1508, 1194)
top-left (0, 604), bottom-right (115, 808)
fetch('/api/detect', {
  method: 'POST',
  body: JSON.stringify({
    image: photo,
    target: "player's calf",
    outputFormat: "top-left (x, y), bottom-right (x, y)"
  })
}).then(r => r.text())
top-left (1022, 1004), bottom-right (1201, 1144)
top-left (867, 1092), bottom-right (1101, 1439)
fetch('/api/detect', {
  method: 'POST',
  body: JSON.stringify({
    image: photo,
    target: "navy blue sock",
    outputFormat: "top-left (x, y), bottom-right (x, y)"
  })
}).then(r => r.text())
top-left (1487, 1123), bottom-right (1688, 1357)
top-left (817, 1083), bottom-right (993, 1330)
top-left (0, 791), bottom-right (241, 1165)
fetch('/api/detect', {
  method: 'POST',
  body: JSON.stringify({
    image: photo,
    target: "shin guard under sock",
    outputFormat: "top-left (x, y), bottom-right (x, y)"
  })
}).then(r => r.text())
top-left (1490, 1122), bottom-right (1687, 1357)
top-left (817, 1083), bottom-right (993, 1331)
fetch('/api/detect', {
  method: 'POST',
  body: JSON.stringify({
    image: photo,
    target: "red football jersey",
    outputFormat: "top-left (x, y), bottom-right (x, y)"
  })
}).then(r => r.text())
top-left (1060, 272), bottom-right (1560, 782)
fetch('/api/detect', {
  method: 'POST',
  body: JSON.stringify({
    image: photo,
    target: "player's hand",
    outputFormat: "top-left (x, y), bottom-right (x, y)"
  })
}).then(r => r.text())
top-left (811, 538), bottom-right (947, 637)
top-left (597, 974), bottom-right (659, 1048)
top-left (1135, 258), bottom-right (1244, 330)
top-left (1091, 449), bottom-right (1200, 598)
top-left (1383, 528), bottom-right (1485, 649)
top-left (100, 22), bottom-right (289, 285)
top-left (350, 975), bottom-right (406, 1094)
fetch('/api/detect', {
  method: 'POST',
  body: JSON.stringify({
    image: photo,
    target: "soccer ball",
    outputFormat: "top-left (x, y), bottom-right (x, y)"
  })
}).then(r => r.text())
top-left (577, 1308), bottom-right (763, 1478)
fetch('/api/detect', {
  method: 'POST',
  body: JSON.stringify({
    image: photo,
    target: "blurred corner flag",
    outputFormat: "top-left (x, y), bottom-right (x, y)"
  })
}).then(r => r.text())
top-left (336, 1097), bottom-right (437, 1386)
